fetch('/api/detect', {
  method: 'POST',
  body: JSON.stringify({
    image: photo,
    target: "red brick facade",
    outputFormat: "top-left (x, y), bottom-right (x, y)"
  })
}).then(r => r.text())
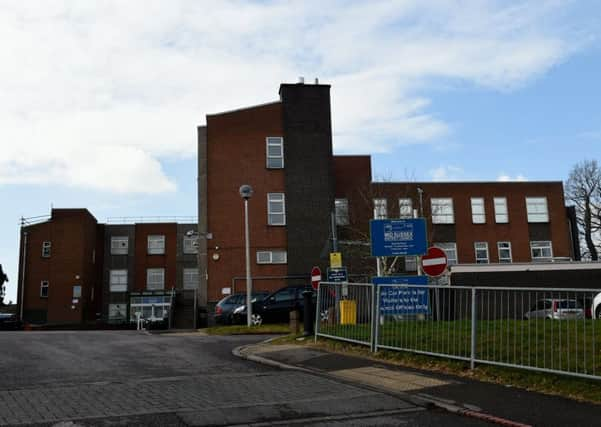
top-left (205, 102), bottom-right (288, 301)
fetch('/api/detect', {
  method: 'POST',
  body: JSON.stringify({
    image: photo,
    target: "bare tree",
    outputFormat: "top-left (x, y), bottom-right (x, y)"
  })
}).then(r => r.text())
top-left (0, 264), bottom-right (8, 306)
top-left (566, 160), bottom-right (601, 260)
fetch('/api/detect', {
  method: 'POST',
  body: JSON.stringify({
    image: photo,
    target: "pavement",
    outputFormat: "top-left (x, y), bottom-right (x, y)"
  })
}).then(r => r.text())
top-left (234, 338), bottom-right (601, 427)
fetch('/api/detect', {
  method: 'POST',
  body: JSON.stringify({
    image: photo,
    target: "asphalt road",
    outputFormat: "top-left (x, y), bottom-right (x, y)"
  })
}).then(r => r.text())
top-left (0, 331), bottom-right (491, 426)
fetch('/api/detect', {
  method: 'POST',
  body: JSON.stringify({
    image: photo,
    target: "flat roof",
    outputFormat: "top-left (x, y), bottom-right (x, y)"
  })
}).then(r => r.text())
top-left (451, 262), bottom-right (601, 273)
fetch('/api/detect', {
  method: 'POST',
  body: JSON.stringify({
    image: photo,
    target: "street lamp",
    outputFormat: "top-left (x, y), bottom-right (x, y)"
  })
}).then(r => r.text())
top-left (239, 184), bottom-right (253, 327)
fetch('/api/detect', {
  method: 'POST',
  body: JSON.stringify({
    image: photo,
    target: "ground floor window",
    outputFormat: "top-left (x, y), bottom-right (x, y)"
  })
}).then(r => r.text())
top-left (108, 304), bottom-right (128, 323)
top-left (530, 241), bottom-right (553, 261)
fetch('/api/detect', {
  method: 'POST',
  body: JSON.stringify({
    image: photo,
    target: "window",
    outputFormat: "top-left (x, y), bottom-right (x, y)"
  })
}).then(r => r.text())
top-left (110, 236), bottom-right (128, 255)
top-left (256, 250), bottom-right (287, 264)
top-left (40, 281), bottom-right (49, 298)
top-left (266, 137), bottom-right (284, 168)
top-left (494, 197), bottom-right (509, 223)
top-left (335, 198), bottom-right (349, 225)
top-left (267, 193), bottom-right (286, 225)
top-left (474, 242), bottom-right (489, 263)
top-left (497, 242), bottom-right (512, 263)
top-left (405, 256), bottom-right (417, 272)
top-left (183, 268), bottom-right (199, 290)
top-left (530, 241), bottom-right (553, 261)
top-left (471, 198), bottom-right (486, 224)
top-left (146, 268), bottom-right (165, 290)
top-left (183, 235), bottom-right (198, 254)
top-left (434, 242), bottom-right (458, 265)
top-left (399, 198), bottom-right (413, 218)
top-left (108, 304), bottom-right (127, 323)
top-left (273, 287), bottom-right (296, 303)
top-left (431, 198), bottom-right (454, 224)
top-left (73, 286), bottom-right (82, 299)
top-left (373, 198), bottom-right (387, 219)
top-left (526, 197), bottom-right (549, 223)
top-left (147, 235), bottom-right (165, 255)
top-left (42, 241), bottom-right (51, 258)
top-left (110, 269), bottom-right (128, 292)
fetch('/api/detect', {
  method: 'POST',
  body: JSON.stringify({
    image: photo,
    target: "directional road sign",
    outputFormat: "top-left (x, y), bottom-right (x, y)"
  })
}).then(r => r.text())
top-left (421, 247), bottom-right (448, 277)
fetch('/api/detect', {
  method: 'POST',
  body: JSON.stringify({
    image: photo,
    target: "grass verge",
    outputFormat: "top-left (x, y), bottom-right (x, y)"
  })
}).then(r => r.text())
top-left (205, 323), bottom-right (291, 335)
top-left (269, 334), bottom-right (601, 404)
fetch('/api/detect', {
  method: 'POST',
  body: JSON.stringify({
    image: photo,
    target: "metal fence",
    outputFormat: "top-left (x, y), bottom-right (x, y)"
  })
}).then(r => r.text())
top-left (316, 282), bottom-right (601, 381)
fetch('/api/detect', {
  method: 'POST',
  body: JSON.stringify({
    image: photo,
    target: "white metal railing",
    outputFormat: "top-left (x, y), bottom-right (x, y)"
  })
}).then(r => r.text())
top-left (106, 216), bottom-right (197, 224)
top-left (316, 282), bottom-right (601, 380)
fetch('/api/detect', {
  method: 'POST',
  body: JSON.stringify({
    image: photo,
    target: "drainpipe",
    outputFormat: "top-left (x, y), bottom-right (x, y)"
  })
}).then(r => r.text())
top-left (20, 230), bottom-right (28, 322)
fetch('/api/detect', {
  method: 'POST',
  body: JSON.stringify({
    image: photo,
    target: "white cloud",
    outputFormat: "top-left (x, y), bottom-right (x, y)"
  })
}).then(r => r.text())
top-left (430, 165), bottom-right (465, 181)
top-left (497, 173), bottom-right (528, 182)
top-left (0, 0), bottom-right (593, 192)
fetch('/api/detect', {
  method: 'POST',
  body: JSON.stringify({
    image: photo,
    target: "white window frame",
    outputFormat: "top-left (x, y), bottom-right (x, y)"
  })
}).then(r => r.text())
top-left (130, 296), bottom-right (171, 322)
top-left (146, 268), bottom-right (165, 290)
top-left (109, 269), bottom-right (128, 292)
top-left (267, 193), bottom-right (286, 225)
top-left (494, 197), bottom-right (509, 223)
top-left (266, 136), bottom-right (284, 169)
top-left (471, 197), bottom-right (486, 224)
top-left (256, 250), bottom-right (287, 264)
top-left (147, 235), bottom-right (165, 255)
top-left (526, 197), bottom-right (549, 223)
top-left (431, 198), bottom-right (454, 224)
top-left (530, 241), bottom-right (553, 261)
top-left (373, 198), bottom-right (387, 219)
top-left (42, 241), bottom-right (51, 258)
top-left (474, 242), bottom-right (489, 264)
top-left (434, 242), bottom-right (458, 265)
top-left (40, 280), bottom-right (49, 298)
top-left (183, 235), bottom-right (198, 254)
top-left (183, 268), bottom-right (199, 290)
top-left (110, 236), bottom-right (129, 255)
top-left (399, 198), bottom-right (413, 218)
top-left (405, 256), bottom-right (418, 272)
top-left (335, 198), bottom-right (349, 225)
top-left (497, 241), bottom-right (512, 263)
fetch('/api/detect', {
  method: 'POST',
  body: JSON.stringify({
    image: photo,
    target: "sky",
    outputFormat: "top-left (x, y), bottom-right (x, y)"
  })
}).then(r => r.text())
top-left (1, 0), bottom-right (600, 303)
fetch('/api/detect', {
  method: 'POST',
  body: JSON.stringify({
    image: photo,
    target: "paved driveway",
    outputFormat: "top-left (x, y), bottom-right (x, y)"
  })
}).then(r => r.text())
top-left (0, 331), bottom-right (488, 426)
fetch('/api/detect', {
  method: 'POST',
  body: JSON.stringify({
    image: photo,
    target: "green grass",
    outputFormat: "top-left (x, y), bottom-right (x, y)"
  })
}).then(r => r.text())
top-left (319, 318), bottom-right (601, 375)
top-left (204, 323), bottom-right (291, 335)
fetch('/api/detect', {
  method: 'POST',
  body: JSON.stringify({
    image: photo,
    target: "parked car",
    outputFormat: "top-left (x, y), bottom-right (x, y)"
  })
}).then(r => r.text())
top-left (214, 291), bottom-right (270, 325)
top-left (231, 285), bottom-right (315, 326)
top-left (593, 292), bottom-right (601, 319)
top-left (0, 312), bottom-right (22, 330)
top-left (524, 299), bottom-right (584, 320)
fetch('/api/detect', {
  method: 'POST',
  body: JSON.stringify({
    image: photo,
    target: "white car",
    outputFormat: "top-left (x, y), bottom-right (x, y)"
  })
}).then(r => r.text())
top-left (593, 292), bottom-right (601, 319)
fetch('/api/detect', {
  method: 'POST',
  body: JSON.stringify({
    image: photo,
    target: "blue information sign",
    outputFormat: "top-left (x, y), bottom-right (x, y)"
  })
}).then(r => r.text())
top-left (373, 275), bottom-right (429, 315)
top-left (370, 218), bottom-right (427, 257)
top-left (327, 267), bottom-right (348, 282)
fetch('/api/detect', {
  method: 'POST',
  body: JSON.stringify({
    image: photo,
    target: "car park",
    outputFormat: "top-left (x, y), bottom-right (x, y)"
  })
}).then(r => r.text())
top-left (214, 291), bottom-right (269, 324)
top-left (524, 299), bottom-right (584, 320)
top-left (232, 285), bottom-right (315, 326)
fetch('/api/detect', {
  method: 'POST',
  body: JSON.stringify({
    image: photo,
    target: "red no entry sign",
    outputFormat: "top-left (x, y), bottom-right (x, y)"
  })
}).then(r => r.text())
top-left (421, 247), bottom-right (448, 277)
top-left (311, 266), bottom-right (322, 290)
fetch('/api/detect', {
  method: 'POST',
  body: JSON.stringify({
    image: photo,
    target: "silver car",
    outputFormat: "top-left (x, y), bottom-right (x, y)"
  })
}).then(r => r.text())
top-left (524, 299), bottom-right (584, 320)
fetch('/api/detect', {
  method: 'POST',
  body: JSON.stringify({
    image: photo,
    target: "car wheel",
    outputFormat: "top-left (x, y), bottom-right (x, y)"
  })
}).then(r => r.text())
top-left (596, 306), bottom-right (601, 320)
top-left (250, 313), bottom-right (263, 326)
top-left (320, 308), bottom-right (329, 321)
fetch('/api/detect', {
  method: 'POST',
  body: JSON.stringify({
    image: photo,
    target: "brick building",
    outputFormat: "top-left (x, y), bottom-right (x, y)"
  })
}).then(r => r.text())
top-left (17, 209), bottom-right (198, 326)
top-left (197, 81), bottom-right (580, 303)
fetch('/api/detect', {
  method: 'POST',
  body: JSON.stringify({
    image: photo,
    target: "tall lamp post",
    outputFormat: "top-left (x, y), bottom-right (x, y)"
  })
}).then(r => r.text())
top-left (239, 184), bottom-right (253, 327)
